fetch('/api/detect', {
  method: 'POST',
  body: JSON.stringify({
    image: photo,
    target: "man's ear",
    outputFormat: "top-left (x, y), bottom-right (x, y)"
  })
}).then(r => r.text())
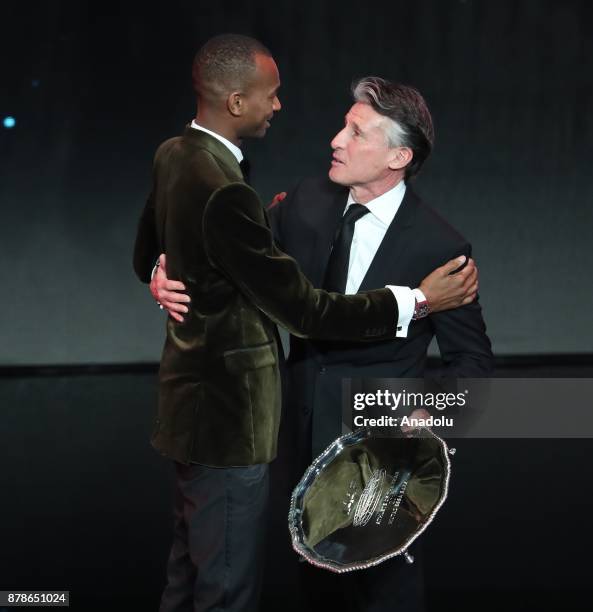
top-left (227, 92), bottom-right (244, 117)
top-left (388, 147), bottom-right (413, 171)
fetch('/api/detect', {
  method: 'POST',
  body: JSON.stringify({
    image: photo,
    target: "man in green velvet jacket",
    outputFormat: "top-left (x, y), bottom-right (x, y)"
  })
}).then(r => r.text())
top-left (133, 34), bottom-right (476, 612)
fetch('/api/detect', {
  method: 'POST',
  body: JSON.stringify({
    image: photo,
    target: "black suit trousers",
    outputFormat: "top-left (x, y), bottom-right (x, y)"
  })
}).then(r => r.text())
top-left (160, 461), bottom-right (269, 612)
top-left (300, 549), bottom-right (425, 612)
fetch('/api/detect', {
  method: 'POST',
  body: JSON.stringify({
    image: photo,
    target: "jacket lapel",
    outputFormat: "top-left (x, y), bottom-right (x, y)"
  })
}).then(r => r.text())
top-left (358, 187), bottom-right (419, 290)
top-left (182, 126), bottom-right (244, 183)
top-left (310, 186), bottom-right (349, 286)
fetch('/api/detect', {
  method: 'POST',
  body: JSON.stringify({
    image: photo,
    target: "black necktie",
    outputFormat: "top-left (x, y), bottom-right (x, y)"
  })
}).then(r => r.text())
top-left (239, 157), bottom-right (251, 185)
top-left (323, 203), bottom-right (370, 293)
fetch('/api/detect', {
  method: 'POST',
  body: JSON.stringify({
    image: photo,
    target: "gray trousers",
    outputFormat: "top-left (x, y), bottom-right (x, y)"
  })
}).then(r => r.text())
top-left (160, 461), bottom-right (269, 612)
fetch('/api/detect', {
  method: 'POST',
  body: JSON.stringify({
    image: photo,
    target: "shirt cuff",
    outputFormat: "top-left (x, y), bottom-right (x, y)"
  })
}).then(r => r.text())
top-left (385, 285), bottom-right (415, 338)
top-left (150, 260), bottom-right (160, 281)
top-left (412, 287), bottom-right (427, 304)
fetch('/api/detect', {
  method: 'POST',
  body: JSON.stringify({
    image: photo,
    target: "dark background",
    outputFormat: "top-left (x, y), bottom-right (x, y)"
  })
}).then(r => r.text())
top-left (1, 1), bottom-right (592, 610)
top-left (1, 0), bottom-right (592, 363)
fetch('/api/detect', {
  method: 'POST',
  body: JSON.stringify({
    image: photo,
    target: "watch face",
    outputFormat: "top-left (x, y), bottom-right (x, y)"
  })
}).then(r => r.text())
top-left (414, 301), bottom-right (430, 320)
top-left (288, 428), bottom-right (451, 573)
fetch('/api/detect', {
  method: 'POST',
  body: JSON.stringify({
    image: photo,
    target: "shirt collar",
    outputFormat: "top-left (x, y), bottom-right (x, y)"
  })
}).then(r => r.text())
top-left (346, 180), bottom-right (407, 227)
top-left (190, 120), bottom-right (243, 163)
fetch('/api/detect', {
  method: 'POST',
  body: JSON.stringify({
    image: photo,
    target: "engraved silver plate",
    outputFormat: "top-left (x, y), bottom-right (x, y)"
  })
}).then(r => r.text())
top-left (288, 427), bottom-right (451, 573)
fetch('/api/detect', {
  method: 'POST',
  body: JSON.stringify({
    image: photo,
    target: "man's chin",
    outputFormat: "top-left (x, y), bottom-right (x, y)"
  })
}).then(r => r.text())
top-left (328, 166), bottom-right (348, 185)
top-left (242, 124), bottom-right (268, 139)
top-left (257, 119), bottom-right (272, 136)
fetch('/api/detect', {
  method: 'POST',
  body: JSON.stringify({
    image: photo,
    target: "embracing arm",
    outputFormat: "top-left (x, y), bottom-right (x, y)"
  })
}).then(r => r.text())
top-left (431, 244), bottom-right (493, 377)
top-left (133, 188), bottom-right (159, 284)
top-left (148, 184), bottom-right (478, 329)
top-left (203, 182), bottom-right (398, 341)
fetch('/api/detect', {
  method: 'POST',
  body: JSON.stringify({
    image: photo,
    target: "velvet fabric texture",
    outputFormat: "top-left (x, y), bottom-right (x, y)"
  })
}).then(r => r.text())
top-left (133, 128), bottom-right (400, 467)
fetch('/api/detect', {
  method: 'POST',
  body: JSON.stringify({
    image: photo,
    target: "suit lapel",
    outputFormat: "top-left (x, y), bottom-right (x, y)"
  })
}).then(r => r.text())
top-left (310, 186), bottom-right (349, 285)
top-left (182, 126), bottom-right (244, 183)
top-left (358, 187), bottom-right (419, 290)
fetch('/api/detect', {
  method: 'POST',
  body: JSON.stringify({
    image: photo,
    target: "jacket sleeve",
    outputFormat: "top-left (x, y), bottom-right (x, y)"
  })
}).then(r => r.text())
top-left (203, 182), bottom-right (398, 341)
top-left (431, 243), bottom-right (494, 377)
top-left (132, 186), bottom-right (159, 284)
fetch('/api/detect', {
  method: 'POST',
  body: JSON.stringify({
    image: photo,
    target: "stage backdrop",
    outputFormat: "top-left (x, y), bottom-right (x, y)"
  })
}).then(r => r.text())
top-left (1, 0), bottom-right (592, 365)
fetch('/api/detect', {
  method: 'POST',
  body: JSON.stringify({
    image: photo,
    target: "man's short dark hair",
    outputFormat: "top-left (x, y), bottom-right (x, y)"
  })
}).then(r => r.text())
top-left (352, 77), bottom-right (434, 179)
top-left (192, 34), bottom-right (272, 100)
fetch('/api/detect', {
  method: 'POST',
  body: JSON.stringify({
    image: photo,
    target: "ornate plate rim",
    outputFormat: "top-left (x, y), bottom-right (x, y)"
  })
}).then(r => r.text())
top-left (288, 427), bottom-right (452, 573)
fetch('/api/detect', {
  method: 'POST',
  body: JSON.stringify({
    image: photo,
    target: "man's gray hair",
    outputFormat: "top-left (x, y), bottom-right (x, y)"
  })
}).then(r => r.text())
top-left (352, 77), bottom-right (434, 179)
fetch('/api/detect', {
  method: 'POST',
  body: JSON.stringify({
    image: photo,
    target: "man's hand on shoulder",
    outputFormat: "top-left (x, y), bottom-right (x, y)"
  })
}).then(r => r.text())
top-left (151, 254), bottom-right (190, 323)
top-left (419, 255), bottom-right (478, 313)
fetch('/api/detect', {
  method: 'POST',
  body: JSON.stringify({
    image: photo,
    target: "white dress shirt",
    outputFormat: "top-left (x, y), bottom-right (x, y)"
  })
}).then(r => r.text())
top-left (342, 181), bottom-right (422, 338)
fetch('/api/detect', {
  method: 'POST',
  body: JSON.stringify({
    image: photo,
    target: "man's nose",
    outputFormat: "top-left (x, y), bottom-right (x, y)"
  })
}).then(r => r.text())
top-left (273, 96), bottom-right (281, 112)
top-left (331, 127), bottom-right (346, 150)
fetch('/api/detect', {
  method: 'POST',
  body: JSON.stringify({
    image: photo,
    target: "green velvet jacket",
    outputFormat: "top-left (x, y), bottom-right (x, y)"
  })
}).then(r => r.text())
top-left (133, 127), bottom-right (399, 467)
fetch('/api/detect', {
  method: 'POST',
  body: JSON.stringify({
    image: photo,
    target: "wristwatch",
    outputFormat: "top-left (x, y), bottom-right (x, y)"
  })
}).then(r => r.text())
top-left (412, 296), bottom-right (430, 320)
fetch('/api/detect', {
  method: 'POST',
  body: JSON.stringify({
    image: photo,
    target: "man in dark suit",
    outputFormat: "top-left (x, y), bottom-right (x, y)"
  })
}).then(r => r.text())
top-left (271, 77), bottom-right (493, 461)
top-left (134, 36), bottom-right (477, 612)
top-left (268, 78), bottom-right (492, 612)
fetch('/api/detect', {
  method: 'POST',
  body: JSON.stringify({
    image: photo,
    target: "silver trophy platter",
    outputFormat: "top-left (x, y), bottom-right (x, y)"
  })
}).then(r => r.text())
top-left (288, 427), bottom-right (452, 573)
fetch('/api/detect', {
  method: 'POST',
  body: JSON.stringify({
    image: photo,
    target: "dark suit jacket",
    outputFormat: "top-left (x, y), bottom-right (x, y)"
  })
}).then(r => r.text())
top-left (133, 128), bottom-right (402, 467)
top-left (269, 176), bottom-right (493, 458)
